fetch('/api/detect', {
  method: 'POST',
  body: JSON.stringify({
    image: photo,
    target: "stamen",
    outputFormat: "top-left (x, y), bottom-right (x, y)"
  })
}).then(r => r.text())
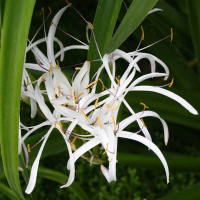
top-left (86, 80), bottom-right (98, 88)
top-left (54, 122), bottom-right (64, 134)
top-left (65, 0), bottom-right (71, 7)
top-left (40, 7), bottom-right (44, 15)
top-left (115, 77), bottom-right (120, 85)
top-left (112, 115), bottom-right (116, 130)
top-left (169, 78), bottom-right (174, 87)
top-left (70, 137), bottom-right (77, 147)
top-left (140, 102), bottom-right (149, 108)
top-left (94, 98), bottom-right (99, 109)
top-left (140, 118), bottom-right (147, 128)
top-left (141, 26), bottom-right (144, 40)
top-left (107, 104), bottom-right (119, 112)
top-left (27, 144), bottom-right (31, 153)
top-left (48, 7), bottom-right (52, 15)
top-left (56, 60), bottom-right (60, 68)
top-left (53, 82), bottom-right (58, 99)
top-left (41, 74), bottom-right (47, 82)
top-left (50, 22), bottom-right (54, 26)
top-left (76, 93), bottom-right (84, 100)
top-left (49, 63), bottom-right (52, 75)
top-left (71, 88), bottom-right (76, 107)
top-left (171, 28), bottom-right (173, 42)
top-left (80, 109), bottom-right (88, 120)
top-left (88, 21), bottom-right (94, 29)
top-left (97, 115), bottom-right (102, 130)
top-left (26, 77), bottom-right (30, 87)
top-left (58, 86), bottom-right (61, 97)
top-left (103, 143), bottom-right (108, 154)
top-left (98, 78), bottom-right (104, 90)
top-left (106, 104), bottom-right (110, 108)
top-left (63, 103), bottom-right (68, 106)
top-left (75, 67), bottom-right (82, 70)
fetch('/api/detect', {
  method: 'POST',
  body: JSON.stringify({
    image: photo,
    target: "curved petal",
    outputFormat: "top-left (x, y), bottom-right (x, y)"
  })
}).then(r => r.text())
top-left (117, 131), bottom-right (169, 183)
top-left (25, 125), bottom-right (54, 194)
top-left (131, 86), bottom-right (198, 115)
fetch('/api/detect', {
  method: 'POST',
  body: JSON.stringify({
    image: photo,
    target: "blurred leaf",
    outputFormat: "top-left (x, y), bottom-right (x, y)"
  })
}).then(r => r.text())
top-left (0, 0), bottom-right (5, 41)
top-left (0, 0), bottom-right (36, 199)
top-left (37, 167), bottom-right (90, 200)
top-left (105, 0), bottom-right (158, 53)
top-left (118, 152), bottom-right (200, 172)
top-left (186, 0), bottom-right (200, 75)
top-left (126, 86), bottom-right (200, 129)
top-left (88, 0), bottom-right (123, 76)
top-left (132, 18), bottom-right (200, 90)
top-left (0, 155), bottom-right (5, 180)
top-left (158, 184), bottom-right (200, 200)
top-left (148, 0), bottom-right (194, 57)
top-left (0, 182), bottom-right (20, 200)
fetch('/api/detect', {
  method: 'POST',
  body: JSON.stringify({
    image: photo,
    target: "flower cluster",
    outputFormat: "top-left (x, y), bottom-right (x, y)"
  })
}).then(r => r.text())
top-left (19, 5), bottom-right (198, 194)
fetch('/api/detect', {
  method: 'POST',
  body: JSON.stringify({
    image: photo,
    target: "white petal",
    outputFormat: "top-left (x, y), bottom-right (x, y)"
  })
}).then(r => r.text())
top-left (117, 131), bottom-right (169, 183)
top-left (25, 125), bottom-right (54, 194)
top-left (131, 86), bottom-right (198, 115)
top-left (148, 8), bottom-right (163, 15)
top-left (101, 164), bottom-right (110, 183)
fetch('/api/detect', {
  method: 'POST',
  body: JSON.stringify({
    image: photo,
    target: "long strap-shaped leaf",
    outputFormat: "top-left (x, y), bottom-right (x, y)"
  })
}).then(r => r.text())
top-left (87, 0), bottom-right (123, 76)
top-left (0, 182), bottom-right (20, 200)
top-left (186, 0), bottom-right (200, 76)
top-left (158, 184), bottom-right (200, 200)
top-left (105, 0), bottom-right (158, 53)
top-left (37, 167), bottom-right (90, 200)
top-left (0, 0), bottom-right (36, 199)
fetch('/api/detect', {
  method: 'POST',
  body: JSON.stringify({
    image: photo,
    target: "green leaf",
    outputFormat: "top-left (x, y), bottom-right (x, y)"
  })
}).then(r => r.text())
top-left (118, 152), bottom-right (200, 173)
top-left (0, 182), bottom-right (20, 200)
top-left (0, 0), bottom-right (36, 199)
top-left (131, 18), bottom-right (200, 90)
top-left (87, 0), bottom-right (123, 76)
top-left (186, 0), bottom-right (200, 76)
top-left (105, 0), bottom-right (158, 53)
top-left (158, 184), bottom-right (200, 200)
top-left (37, 167), bottom-right (90, 200)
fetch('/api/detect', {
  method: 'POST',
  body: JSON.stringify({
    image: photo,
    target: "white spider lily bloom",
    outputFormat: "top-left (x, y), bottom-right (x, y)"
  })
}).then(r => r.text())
top-left (23, 75), bottom-right (74, 194)
top-left (50, 61), bottom-right (90, 108)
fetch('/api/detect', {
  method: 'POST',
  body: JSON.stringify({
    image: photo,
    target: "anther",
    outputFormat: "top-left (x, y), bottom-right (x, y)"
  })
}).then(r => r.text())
top-left (50, 22), bottom-right (54, 26)
top-left (80, 109), bottom-right (88, 120)
top-left (75, 93), bottom-right (84, 100)
top-left (49, 63), bottom-right (52, 75)
top-left (169, 78), bottom-right (174, 87)
top-left (115, 77), bottom-right (120, 85)
top-left (63, 102), bottom-right (68, 106)
top-left (94, 98), bottom-right (99, 109)
top-left (112, 115), bottom-right (116, 130)
top-left (27, 144), bottom-right (31, 153)
top-left (41, 74), bottom-right (47, 82)
top-left (70, 137), bottom-right (77, 147)
top-left (141, 26), bottom-right (144, 40)
top-left (71, 88), bottom-right (76, 107)
top-left (98, 78), bottom-right (104, 91)
top-left (40, 7), bottom-right (44, 15)
top-left (140, 102), bottom-right (149, 108)
top-left (103, 143), bottom-right (108, 154)
top-left (140, 118), bottom-right (147, 128)
top-left (106, 104), bottom-right (110, 108)
top-left (97, 115), bottom-right (102, 130)
top-left (54, 122), bottom-right (64, 134)
top-left (48, 7), bottom-right (52, 15)
top-left (171, 28), bottom-right (173, 42)
top-left (75, 67), bottom-right (82, 70)
top-left (65, 0), bottom-right (71, 7)
top-left (58, 86), bottom-right (61, 97)
top-left (107, 104), bottom-right (120, 112)
top-left (88, 22), bottom-right (94, 29)
top-left (26, 77), bottom-right (30, 87)
top-left (53, 82), bottom-right (58, 99)
top-left (86, 80), bottom-right (98, 88)
top-left (56, 60), bottom-right (60, 68)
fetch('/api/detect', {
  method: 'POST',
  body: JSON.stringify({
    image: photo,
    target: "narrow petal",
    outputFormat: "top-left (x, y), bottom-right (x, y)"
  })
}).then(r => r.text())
top-left (131, 86), bottom-right (198, 115)
top-left (117, 131), bottom-right (169, 183)
top-left (101, 164), bottom-right (110, 183)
